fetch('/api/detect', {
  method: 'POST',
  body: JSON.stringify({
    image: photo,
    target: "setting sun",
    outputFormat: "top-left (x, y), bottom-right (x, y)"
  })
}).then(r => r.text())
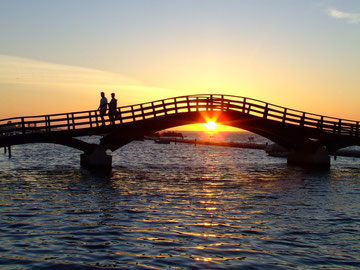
top-left (204, 121), bottom-right (217, 131)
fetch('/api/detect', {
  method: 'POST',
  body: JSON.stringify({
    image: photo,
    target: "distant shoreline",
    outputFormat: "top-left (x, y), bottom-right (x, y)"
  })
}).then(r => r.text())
top-left (145, 136), bottom-right (266, 149)
top-left (144, 136), bottom-right (360, 158)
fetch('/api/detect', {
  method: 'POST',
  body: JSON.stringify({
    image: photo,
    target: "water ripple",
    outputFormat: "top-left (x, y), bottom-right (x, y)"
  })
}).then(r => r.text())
top-left (0, 134), bottom-right (360, 269)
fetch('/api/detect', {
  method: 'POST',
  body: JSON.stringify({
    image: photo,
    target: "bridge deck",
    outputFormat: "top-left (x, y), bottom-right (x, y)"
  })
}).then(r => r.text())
top-left (1, 94), bottom-right (359, 148)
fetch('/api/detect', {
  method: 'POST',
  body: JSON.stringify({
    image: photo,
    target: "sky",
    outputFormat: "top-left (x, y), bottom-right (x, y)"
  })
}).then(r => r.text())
top-left (1, 0), bottom-right (360, 129)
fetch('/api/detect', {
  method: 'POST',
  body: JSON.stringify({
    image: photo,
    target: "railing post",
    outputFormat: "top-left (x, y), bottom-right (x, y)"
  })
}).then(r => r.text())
top-left (319, 116), bottom-right (324, 130)
top-left (186, 96), bottom-right (191, 112)
top-left (350, 124), bottom-right (354, 136)
top-left (95, 111), bottom-right (99, 127)
top-left (247, 104), bottom-right (252, 114)
top-left (131, 106), bottom-right (136, 121)
top-left (338, 119), bottom-right (342, 135)
top-left (300, 112), bottom-right (305, 127)
top-left (210, 95), bottom-right (213, 111)
top-left (71, 113), bottom-right (75, 129)
top-left (21, 117), bottom-right (25, 134)
top-left (45, 116), bottom-right (50, 132)
top-left (356, 122), bottom-right (359, 137)
top-left (67, 114), bottom-right (71, 130)
top-left (118, 108), bottom-right (123, 124)
top-left (162, 100), bottom-right (167, 115)
top-left (242, 98), bottom-right (247, 113)
top-left (89, 112), bottom-right (93, 128)
top-left (174, 98), bottom-right (178, 113)
top-left (152, 102), bottom-right (156, 117)
top-left (44, 116), bottom-right (47, 132)
top-left (140, 104), bottom-right (145, 120)
top-left (196, 97), bottom-right (199, 111)
top-left (263, 103), bottom-right (268, 119)
top-left (282, 108), bottom-right (287, 123)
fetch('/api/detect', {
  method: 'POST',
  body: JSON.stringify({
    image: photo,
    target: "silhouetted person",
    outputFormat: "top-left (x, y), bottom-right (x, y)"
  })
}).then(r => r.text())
top-left (98, 92), bottom-right (108, 126)
top-left (108, 93), bottom-right (117, 125)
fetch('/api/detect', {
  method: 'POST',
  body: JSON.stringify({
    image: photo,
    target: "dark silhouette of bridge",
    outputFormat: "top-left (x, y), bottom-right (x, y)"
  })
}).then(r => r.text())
top-left (1, 94), bottom-right (359, 168)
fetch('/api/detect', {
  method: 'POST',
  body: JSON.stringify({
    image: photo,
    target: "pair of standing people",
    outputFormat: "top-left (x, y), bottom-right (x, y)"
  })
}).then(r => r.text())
top-left (98, 92), bottom-right (117, 125)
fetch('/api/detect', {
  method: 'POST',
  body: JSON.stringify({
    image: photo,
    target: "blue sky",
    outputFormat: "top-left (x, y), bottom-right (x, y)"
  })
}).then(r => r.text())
top-left (0, 0), bottom-right (359, 119)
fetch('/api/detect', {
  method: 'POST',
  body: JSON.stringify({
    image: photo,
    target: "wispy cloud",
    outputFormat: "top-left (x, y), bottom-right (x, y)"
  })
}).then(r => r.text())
top-left (0, 54), bottom-right (141, 87)
top-left (327, 8), bottom-right (360, 24)
top-left (0, 55), bottom-right (181, 117)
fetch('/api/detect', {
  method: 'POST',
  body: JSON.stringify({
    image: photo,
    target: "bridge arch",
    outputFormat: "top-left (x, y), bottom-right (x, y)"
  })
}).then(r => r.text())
top-left (1, 94), bottom-right (360, 168)
top-left (99, 110), bottom-right (291, 152)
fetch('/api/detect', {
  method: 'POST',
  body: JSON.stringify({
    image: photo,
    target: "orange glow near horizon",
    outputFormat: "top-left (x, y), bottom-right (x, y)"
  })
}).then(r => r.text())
top-left (171, 123), bottom-right (243, 132)
top-left (171, 111), bottom-right (242, 132)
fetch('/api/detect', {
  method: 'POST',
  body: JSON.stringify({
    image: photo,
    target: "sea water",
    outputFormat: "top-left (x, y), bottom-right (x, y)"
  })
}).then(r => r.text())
top-left (0, 132), bottom-right (359, 269)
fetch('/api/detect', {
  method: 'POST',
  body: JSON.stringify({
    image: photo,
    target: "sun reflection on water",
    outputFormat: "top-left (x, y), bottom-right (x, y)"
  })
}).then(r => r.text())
top-left (1, 136), bottom-right (358, 269)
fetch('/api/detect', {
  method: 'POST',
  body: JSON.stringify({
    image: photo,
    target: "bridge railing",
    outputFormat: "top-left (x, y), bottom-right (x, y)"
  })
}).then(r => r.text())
top-left (0, 94), bottom-right (359, 138)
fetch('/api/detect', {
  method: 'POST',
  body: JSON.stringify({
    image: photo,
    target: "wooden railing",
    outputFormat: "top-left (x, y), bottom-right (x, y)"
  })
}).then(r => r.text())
top-left (0, 94), bottom-right (359, 138)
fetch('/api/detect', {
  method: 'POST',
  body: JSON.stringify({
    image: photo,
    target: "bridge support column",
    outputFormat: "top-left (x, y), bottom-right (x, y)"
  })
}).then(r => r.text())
top-left (287, 144), bottom-right (330, 168)
top-left (80, 145), bottom-right (112, 170)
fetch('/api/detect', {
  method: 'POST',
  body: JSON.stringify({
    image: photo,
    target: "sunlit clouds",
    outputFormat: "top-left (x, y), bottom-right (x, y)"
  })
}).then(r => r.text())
top-left (327, 8), bottom-right (360, 24)
top-left (0, 55), bottom-right (179, 118)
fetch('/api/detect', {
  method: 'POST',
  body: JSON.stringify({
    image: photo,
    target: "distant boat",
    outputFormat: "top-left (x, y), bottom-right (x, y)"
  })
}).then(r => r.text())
top-left (155, 139), bottom-right (171, 144)
top-left (157, 131), bottom-right (184, 139)
top-left (152, 131), bottom-right (184, 144)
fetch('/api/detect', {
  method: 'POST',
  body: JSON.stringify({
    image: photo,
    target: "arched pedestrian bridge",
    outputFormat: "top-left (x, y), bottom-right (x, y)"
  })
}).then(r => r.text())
top-left (1, 94), bottom-right (359, 168)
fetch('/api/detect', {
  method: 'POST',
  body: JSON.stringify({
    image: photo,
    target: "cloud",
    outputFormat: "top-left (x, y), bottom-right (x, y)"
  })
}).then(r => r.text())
top-left (0, 55), bottom-right (182, 117)
top-left (0, 54), bottom-right (181, 99)
top-left (327, 8), bottom-right (360, 24)
top-left (0, 54), bottom-right (142, 87)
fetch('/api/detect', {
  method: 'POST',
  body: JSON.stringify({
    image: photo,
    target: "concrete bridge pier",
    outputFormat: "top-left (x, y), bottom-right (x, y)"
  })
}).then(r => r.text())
top-left (80, 145), bottom-right (112, 170)
top-left (287, 140), bottom-right (330, 168)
